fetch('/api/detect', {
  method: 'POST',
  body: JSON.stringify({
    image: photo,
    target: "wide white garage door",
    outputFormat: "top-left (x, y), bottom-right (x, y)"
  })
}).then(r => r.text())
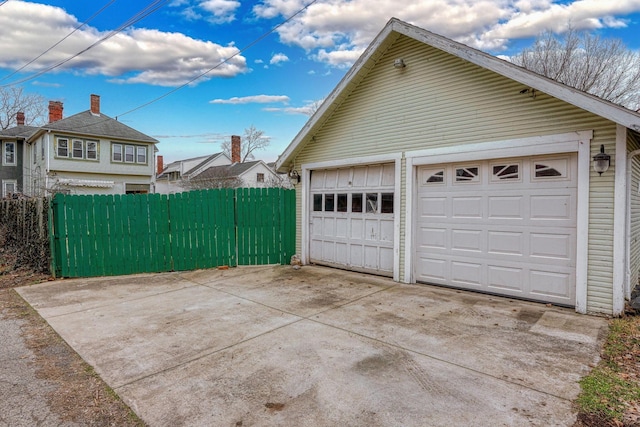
top-left (310, 164), bottom-right (395, 276)
top-left (416, 154), bottom-right (577, 306)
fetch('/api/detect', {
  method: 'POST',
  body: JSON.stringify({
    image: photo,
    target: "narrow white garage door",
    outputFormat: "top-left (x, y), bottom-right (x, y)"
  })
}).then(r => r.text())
top-left (416, 154), bottom-right (577, 306)
top-left (310, 164), bottom-right (395, 276)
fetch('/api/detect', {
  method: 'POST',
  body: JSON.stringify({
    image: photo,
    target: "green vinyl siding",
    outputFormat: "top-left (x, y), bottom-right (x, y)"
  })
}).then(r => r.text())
top-left (294, 34), bottom-right (618, 313)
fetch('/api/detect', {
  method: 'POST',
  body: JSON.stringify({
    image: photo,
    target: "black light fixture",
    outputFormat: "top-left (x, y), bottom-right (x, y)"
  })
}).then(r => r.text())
top-left (288, 169), bottom-right (300, 185)
top-left (593, 144), bottom-right (611, 176)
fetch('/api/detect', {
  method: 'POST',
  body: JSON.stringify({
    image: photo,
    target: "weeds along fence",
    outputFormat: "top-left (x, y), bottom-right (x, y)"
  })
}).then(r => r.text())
top-left (49, 188), bottom-right (296, 278)
top-left (0, 197), bottom-right (50, 273)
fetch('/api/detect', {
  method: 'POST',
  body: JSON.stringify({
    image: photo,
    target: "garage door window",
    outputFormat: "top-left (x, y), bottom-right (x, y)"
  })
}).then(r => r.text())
top-left (533, 158), bottom-right (568, 179)
top-left (313, 194), bottom-right (322, 211)
top-left (366, 193), bottom-right (378, 213)
top-left (455, 166), bottom-right (479, 183)
top-left (352, 193), bottom-right (363, 212)
top-left (492, 163), bottom-right (520, 181)
top-left (337, 194), bottom-right (348, 212)
top-left (325, 194), bottom-right (335, 211)
top-left (423, 168), bottom-right (445, 184)
top-left (381, 193), bottom-right (394, 213)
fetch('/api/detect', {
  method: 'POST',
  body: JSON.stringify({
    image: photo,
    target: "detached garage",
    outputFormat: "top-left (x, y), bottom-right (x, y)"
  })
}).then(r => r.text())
top-left (276, 18), bottom-right (640, 316)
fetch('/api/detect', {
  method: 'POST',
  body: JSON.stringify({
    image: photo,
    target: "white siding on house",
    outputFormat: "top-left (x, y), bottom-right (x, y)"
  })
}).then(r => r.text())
top-left (294, 34), bottom-right (618, 313)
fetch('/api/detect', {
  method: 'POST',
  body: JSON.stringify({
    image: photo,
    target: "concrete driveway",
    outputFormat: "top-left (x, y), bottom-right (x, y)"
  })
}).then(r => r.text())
top-left (17, 265), bottom-right (607, 426)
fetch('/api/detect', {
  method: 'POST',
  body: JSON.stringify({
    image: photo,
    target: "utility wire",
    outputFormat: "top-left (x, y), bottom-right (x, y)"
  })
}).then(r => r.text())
top-left (1, 0), bottom-right (170, 87)
top-left (117, 0), bottom-right (319, 119)
top-left (0, 0), bottom-right (118, 83)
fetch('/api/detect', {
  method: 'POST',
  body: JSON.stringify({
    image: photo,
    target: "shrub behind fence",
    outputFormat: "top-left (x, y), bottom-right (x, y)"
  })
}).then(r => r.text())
top-left (0, 197), bottom-right (50, 273)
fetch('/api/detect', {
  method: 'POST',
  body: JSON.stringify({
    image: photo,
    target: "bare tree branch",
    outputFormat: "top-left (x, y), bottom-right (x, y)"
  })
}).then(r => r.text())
top-left (0, 87), bottom-right (47, 130)
top-left (512, 28), bottom-right (640, 111)
top-left (220, 125), bottom-right (271, 162)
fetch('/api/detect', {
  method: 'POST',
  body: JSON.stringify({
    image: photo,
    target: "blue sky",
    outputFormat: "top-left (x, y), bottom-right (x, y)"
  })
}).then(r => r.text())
top-left (1, 0), bottom-right (640, 164)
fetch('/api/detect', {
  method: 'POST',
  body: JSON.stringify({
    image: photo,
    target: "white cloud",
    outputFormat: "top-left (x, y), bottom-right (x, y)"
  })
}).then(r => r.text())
top-left (264, 98), bottom-right (325, 115)
top-left (199, 0), bottom-right (241, 23)
top-left (0, 1), bottom-right (247, 87)
top-left (209, 95), bottom-right (290, 104)
top-left (270, 53), bottom-right (289, 65)
top-left (253, 0), bottom-right (640, 66)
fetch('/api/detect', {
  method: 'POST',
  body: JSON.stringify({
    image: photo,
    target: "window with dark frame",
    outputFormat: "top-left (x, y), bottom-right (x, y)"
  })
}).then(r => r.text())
top-left (257, 173), bottom-right (265, 183)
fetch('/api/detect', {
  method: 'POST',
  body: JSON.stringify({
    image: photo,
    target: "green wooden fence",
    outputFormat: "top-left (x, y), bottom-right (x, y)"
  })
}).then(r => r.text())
top-left (50, 188), bottom-right (296, 278)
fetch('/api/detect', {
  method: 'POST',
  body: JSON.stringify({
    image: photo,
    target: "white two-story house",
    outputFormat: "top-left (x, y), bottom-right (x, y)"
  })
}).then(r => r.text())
top-left (24, 94), bottom-right (158, 196)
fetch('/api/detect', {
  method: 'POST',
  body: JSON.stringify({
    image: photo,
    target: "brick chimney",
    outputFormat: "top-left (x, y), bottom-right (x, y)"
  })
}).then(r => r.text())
top-left (231, 135), bottom-right (241, 163)
top-left (90, 94), bottom-right (100, 115)
top-left (16, 112), bottom-right (25, 126)
top-left (48, 101), bottom-right (63, 123)
top-left (157, 155), bottom-right (164, 175)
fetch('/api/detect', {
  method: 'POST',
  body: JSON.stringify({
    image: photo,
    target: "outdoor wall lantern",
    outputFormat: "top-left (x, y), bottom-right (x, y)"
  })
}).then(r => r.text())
top-left (593, 144), bottom-right (611, 176)
top-left (289, 169), bottom-right (300, 185)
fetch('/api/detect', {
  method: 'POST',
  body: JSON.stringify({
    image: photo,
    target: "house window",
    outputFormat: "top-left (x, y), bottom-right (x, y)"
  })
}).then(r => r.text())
top-left (3, 142), bottom-right (16, 165)
top-left (256, 173), bottom-right (265, 183)
top-left (72, 140), bottom-right (84, 159)
top-left (33, 142), bottom-right (37, 164)
top-left (86, 141), bottom-right (98, 160)
top-left (124, 145), bottom-right (135, 163)
top-left (57, 138), bottom-right (69, 157)
top-left (136, 146), bottom-right (147, 164)
top-left (2, 180), bottom-right (17, 198)
top-left (112, 144), bottom-right (123, 162)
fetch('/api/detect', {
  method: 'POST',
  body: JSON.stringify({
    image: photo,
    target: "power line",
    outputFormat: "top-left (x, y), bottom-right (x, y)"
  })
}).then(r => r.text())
top-left (117, 0), bottom-right (319, 119)
top-left (0, 0), bottom-right (118, 83)
top-left (1, 0), bottom-right (170, 87)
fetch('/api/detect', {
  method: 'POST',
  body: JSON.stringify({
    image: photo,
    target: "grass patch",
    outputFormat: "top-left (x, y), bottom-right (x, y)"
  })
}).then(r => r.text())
top-left (575, 315), bottom-right (640, 425)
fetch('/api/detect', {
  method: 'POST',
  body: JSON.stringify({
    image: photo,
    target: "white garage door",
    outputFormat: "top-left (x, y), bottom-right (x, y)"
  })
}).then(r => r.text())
top-left (416, 154), bottom-right (577, 306)
top-left (310, 164), bottom-right (395, 276)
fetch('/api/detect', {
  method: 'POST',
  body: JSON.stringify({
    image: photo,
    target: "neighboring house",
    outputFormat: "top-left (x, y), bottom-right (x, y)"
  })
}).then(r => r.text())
top-left (156, 152), bottom-right (231, 194)
top-left (157, 135), bottom-right (285, 192)
top-left (23, 94), bottom-right (158, 196)
top-left (0, 112), bottom-right (38, 197)
top-left (276, 18), bottom-right (640, 316)
top-left (190, 160), bottom-right (282, 189)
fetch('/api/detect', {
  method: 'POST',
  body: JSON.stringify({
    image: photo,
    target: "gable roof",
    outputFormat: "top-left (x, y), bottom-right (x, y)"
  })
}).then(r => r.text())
top-left (0, 125), bottom-right (39, 139)
top-left (157, 152), bottom-right (230, 179)
top-left (30, 110), bottom-right (158, 144)
top-left (276, 18), bottom-right (640, 172)
top-left (196, 160), bottom-right (269, 180)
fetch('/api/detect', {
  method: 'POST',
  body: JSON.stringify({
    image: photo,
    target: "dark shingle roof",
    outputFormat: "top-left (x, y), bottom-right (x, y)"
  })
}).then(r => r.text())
top-left (197, 161), bottom-right (261, 180)
top-left (39, 110), bottom-right (158, 143)
top-left (0, 125), bottom-right (39, 139)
